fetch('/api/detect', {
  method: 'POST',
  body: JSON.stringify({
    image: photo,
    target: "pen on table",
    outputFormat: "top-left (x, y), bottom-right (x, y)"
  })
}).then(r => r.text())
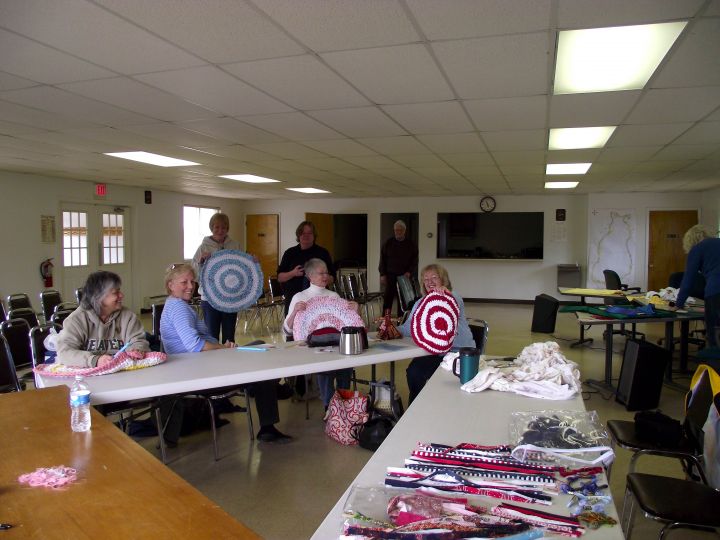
top-left (113, 342), bottom-right (132, 359)
top-left (235, 346), bottom-right (267, 352)
top-left (0, 524), bottom-right (13, 531)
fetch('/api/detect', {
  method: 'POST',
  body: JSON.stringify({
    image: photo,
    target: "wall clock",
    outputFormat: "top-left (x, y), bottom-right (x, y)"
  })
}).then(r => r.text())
top-left (480, 196), bottom-right (496, 213)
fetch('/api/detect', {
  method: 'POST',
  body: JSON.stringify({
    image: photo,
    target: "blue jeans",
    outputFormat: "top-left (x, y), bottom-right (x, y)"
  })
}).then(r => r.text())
top-left (318, 369), bottom-right (353, 407)
top-left (201, 301), bottom-right (237, 344)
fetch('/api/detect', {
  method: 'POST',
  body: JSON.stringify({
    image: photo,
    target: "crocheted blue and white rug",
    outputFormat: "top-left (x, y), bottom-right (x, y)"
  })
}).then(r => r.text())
top-left (200, 250), bottom-right (264, 313)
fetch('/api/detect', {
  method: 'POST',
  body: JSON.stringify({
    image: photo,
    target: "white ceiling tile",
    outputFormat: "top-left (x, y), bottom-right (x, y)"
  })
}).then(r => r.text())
top-left (653, 19), bottom-right (720, 88)
top-left (64, 126), bottom-right (173, 149)
top-left (627, 88), bottom-right (720, 123)
top-left (301, 139), bottom-right (377, 157)
top-left (253, 160), bottom-right (323, 174)
top-left (432, 33), bottom-right (549, 99)
top-left (411, 168), bottom-right (466, 182)
top-left (356, 136), bottom-right (428, 155)
top-left (321, 44), bottom-right (453, 105)
top-left (342, 155), bottom-right (405, 170)
top-left (253, 0), bottom-right (420, 51)
top-left (0, 29), bottom-right (115, 84)
top-left (416, 133), bottom-right (486, 154)
top-left (673, 121), bottom-right (720, 145)
top-left (59, 77), bottom-right (218, 122)
top-left (482, 129), bottom-right (546, 151)
top-left (0, 86), bottom-right (156, 126)
top-left (95, 0), bottom-right (304, 63)
top-left (392, 154), bottom-right (446, 168)
top-left (490, 150), bottom-right (546, 164)
top-left (0, 120), bottom-right (49, 136)
top-left (498, 164), bottom-right (544, 175)
top-left (238, 112), bottom-right (343, 141)
top-left (0, 0), bottom-right (204, 74)
top-left (294, 157), bottom-right (358, 171)
top-left (245, 142), bottom-right (328, 159)
top-left (178, 117), bottom-right (283, 145)
top-left (596, 146), bottom-right (662, 162)
top-left (119, 123), bottom-right (230, 149)
top-left (654, 144), bottom-right (718, 160)
top-left (0, 71), bottom-right (36, 91)
top-left (407, 0), bottom-right (552, 39)
top-left (382, 102), bottom-right (473, 134)
top-left (0, 98), bottom-right (102, 130)
top-left (608, 123), bottom-right (693, 147)
top-left (557, 0), bottom-right (704, 27)
top-left (14, 130), bottom-right (125, 153)
top-left (550, 91), bottom-right (640, 127)
top-left (308, 107), bottom-right (406, 137)
top-left (224, 55), bottom-right (369, 111)
top-left (136, 66), bottom-right (292, 116)
top-left (453, 164), bottom-right (503, 176)
top-left (466, 96), bottom-right (547, 131)
top-left (440, 153), bottom-right (494, 166)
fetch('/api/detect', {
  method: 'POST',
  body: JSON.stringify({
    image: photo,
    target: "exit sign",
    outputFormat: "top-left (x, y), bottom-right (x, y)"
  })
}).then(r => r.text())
top-left (95, 183), bottom-right (107, 198)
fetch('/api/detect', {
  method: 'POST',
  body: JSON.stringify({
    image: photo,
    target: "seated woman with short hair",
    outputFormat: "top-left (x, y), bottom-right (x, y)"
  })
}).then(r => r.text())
top-left (284, 258), bottom-right (358, 419)
top-left (57, 271), bottom-right (149, 367)
top-left (160, 263), bottom-right (292, 443)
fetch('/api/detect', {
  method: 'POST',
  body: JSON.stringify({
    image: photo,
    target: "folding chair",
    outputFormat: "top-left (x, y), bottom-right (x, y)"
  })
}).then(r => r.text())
top-left (7, 293), bottom-right (32, 311)
top-left (396, 275), bottom-right (421, 316)
top-left (1, 318), bottom-right (33, 385)
top-left (51, 309), bottom-right (75, 327)
top-left (151, 302), bottom-right (164, 352)
top-left (39, 290), bottom-right (62, 323)
top-left (30, 322), bottom-right (61, 367)
top-left (0, 334), bottom-right (22, 393)
top-left (469, 321), bottom-right (489, 354)
top-left (7, 308), bottom-right (39, 329)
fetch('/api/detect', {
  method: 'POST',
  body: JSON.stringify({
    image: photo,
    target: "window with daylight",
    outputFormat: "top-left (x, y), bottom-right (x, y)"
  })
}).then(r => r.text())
top-left (62, 211), bottom-right (88, 267)
top-left (184, 205), bottom-right (220, 259)
top-left (102, 212), bottom-right (125, 264)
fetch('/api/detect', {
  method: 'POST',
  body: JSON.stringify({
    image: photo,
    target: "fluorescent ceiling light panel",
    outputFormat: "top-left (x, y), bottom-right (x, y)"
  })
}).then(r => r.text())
top-left (546, 163), bottom-right (591, 175)
top-left (545, 181), bottom-right (579, 189)
top-left (549, 127), bottom-right (616, 150)
top-left (104, 151), bottom-right (199, 167)
top-left (220, 174), bottom-right (280, 183)
top-left (286, 187), bottom-right (330, 194)
top-left (554, 21), bottom-right (686, 94)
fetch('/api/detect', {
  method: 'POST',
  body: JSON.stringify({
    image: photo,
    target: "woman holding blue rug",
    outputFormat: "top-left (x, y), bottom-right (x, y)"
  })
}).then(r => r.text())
top-left (192, 212), bottom-right (246, 344)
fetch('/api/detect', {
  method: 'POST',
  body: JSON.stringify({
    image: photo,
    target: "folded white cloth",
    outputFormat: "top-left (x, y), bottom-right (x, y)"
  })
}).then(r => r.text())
top-left (459, 341), bottom-right (581, 400)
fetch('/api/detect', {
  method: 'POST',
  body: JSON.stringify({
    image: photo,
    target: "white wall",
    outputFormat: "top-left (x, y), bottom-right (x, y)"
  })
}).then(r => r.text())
top-left (0, 172), bottom-right (243, 312)
top-left (241, 194), bottom-right (588, 301)
top-left (587, 192), bottom-right (711, 289)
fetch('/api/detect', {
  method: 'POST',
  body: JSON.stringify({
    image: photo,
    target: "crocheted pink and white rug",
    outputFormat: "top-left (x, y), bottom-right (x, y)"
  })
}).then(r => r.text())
top-left (411, 291), bottom-right (460, 354)
top-left (34, 351), bottom-right (167, 378)
top-left (292, 296), bottom-right (364, 341)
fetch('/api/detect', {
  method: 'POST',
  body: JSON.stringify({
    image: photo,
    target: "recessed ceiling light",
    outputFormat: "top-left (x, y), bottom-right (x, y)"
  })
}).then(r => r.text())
top-left (546, 163), bottom-right (591, 175)
top-left (220, 174), bottom-right (280, 183)
top-left (549, 127), bottom-right (616, 150)
top-left (104, 151), bottom-right (199, 167)
top-left (554, 21), bottom-right (686, 94)
top-left (286, 187), bottom-right (331, 194)
top-left (545, 181), bottom-right (579, 189)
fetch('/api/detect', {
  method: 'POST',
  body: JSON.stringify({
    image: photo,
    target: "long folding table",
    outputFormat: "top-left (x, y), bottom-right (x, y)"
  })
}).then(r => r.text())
top-left (311, 366), bottom-right (623, 539)
top-left (0, 386), bottom-right (260, 539)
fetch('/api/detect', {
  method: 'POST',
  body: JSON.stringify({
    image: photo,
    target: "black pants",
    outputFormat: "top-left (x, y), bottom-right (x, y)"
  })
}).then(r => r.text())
top-left (705, 292), bottom-right (720, 348)
top-left (383, 274), bottom-right (401, 316)
top-left (406, 355), bottom-right (443, 405)
top-left (202, 301), bottom-right (237, 344)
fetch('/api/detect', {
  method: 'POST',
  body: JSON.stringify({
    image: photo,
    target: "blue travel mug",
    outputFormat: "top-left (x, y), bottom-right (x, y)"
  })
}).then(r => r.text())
top-left (452, 347), bottom-right (480, 384)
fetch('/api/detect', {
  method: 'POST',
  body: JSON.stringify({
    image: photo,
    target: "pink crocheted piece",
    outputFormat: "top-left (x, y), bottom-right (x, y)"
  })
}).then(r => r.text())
top-left (292, 296), bottom-right (365, 341)
top-left (18, 466), bottom-right (78, 489)
top-left (34, 351), bottom-right (167, 378)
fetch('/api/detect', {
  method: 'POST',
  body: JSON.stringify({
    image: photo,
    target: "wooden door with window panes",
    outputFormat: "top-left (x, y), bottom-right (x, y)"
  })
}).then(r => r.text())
top-left (60, 204), bottom-right (134, 310)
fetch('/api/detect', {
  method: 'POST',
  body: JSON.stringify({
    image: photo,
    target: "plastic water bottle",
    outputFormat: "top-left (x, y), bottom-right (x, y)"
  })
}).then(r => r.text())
top-left (70, 376), bottom-right (91, 432)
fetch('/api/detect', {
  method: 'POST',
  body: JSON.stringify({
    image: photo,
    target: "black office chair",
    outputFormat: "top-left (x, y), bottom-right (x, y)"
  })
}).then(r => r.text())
top-left (0, 334), bottom-right (22, 393)
top-left (469, 321), bottom-right (489, 355)
top-left (0, 300), bottom-right (6, 322)
top-left (7, 293), bottom-right (33, 311)
top-left (603, 269), bottom-right (644, 340)
top-left (606, 367), bottom-right (714, 481)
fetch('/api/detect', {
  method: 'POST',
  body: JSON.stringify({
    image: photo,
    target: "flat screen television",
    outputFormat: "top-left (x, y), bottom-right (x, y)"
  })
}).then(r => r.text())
top-left (437, 212), bottom-right (544, 260)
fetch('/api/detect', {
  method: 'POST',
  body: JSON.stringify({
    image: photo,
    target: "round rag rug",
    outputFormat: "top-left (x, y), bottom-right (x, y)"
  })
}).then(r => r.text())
top-left (411, 291), bottom-right (460, 354)
top-left (200, 250), bottom-right (263, 313)
top-left (292, 295), bottom-right (364, 341)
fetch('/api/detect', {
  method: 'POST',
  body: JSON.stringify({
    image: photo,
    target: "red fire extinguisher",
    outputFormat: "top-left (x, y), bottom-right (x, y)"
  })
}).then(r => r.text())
top-left (40, 258), bottom-right (54, 288)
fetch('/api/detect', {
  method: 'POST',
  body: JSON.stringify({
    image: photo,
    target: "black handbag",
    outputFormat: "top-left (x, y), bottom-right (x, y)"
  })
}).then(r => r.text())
top-left (306, 327), bottom-right (340, 347)
top-left (357, 415), bottom-right (395, 451)
top-left (634, 409), bottom-right (683, 447)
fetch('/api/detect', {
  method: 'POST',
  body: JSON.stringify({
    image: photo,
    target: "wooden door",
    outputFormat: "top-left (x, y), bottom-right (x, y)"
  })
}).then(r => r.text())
top-left (648, 210), bottom-right (698, 291)
top-left (245, 214), bottom-right (278, 288)
top-left (306, 213), bottom-right (335, 261)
